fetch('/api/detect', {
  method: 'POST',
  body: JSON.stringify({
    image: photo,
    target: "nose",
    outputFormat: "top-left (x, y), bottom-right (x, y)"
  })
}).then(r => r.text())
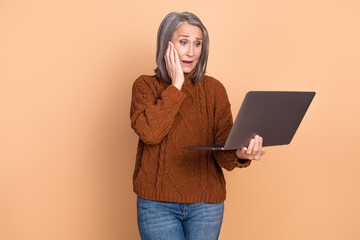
top-left (186, 44), bottom-right (194, 57)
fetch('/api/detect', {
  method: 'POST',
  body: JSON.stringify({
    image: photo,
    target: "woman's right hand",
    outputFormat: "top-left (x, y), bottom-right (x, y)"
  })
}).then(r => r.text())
top-left (164, 41), bottom-right (184, 90)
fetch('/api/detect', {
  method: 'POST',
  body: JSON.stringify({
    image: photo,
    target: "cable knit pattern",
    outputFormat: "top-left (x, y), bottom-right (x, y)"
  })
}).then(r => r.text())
top-left (130, 69), bottom-right (251, 203)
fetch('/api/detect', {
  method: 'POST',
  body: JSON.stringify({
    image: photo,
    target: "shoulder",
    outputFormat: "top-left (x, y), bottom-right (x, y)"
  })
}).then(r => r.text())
top-left (132, 74), bottom-right (167, 92)
top-left (133, 74), bottom-right (158, 88)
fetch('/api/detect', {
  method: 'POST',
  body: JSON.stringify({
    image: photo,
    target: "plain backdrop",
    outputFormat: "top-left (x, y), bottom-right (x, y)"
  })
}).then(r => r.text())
top-left (1, 0), bottom-right (359, 239)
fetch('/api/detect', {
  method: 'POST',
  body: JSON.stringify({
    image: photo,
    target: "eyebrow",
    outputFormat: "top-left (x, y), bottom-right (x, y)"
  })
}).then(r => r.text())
top-left (177, 35), bottom-right (203, 40)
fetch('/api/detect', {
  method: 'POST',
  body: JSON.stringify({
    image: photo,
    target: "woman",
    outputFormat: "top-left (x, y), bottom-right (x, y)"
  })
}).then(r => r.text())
top-left (130, 12), bottom-right (265, 240)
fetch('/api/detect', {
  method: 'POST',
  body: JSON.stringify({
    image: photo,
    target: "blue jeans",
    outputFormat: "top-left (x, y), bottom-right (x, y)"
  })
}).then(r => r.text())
top-left (137, 197), bottom-right (224, 240)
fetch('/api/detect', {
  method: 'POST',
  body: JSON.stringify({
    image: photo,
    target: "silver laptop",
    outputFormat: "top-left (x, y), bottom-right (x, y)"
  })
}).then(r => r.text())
top-left (183, 91), bottom-right (316, 150)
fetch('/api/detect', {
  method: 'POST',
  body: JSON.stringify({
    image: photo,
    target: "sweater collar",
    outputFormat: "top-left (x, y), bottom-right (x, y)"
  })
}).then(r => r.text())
top-left (183, 68), bottom-right (196, 86)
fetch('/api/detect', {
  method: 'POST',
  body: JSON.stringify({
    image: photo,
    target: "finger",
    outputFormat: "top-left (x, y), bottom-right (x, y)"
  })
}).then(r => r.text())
top-left (260, 137), bottom-right (264, 153)
top-left (174, 49), bottom-right (184, 75)
top-left (169, 42), bottom-right (175, 65)
top-left (261, 148), bottom-right (266, 155)
top-left (241, 147), bottom-right (247, 155)
top-left (164, 42), bottom-right (170, 67)
top-left (246, 138), bottom-right (255, 155)
top-left (242, 147), bottom-right (251, 160)
top-left (174, 47), bottom-right (180, 66)
top-left (238, 147), bottom-right (247, 158)
top-left (259, 136), bottom-right (263, 148)
top-left (255, 136), bottom-right (263, 155)
top-left (165, 41), bottom-right (170, 59)
top-left (254, 140), bottom-right (263, 160)
top-left (235, 147), bottom-right (249, 160)
top-left (249, 136), bottom-right (261, 160)
top-left (235, 148), bottom-right (243, 158)
top-left (252, 135), bottom-right (259, 153)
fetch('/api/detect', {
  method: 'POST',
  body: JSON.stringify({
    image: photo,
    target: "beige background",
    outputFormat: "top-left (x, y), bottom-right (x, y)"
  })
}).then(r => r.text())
top-left (1, 0), bottom-right (359, 239)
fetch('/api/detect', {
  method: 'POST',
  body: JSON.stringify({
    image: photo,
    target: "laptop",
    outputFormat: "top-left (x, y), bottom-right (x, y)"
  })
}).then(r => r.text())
top-left (183, 91), bottom-right (316, 150)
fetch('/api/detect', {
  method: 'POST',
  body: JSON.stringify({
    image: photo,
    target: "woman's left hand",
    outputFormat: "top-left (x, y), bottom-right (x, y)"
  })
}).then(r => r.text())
top-left (235, 135), bottom-right (265, 161)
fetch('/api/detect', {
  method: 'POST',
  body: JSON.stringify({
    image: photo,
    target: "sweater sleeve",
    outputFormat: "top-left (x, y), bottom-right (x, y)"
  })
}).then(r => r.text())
top-left (130, 76), bottom-right (186, 145)
top-left (212, 79), bottom-right (251, 171)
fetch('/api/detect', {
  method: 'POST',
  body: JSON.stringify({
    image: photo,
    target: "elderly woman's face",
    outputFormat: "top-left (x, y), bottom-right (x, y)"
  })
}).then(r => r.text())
top-left (171, 23), bottom-right (203, 73)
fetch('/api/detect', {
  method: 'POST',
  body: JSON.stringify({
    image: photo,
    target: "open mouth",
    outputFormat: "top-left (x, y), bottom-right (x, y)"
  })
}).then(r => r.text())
top-left (182, 60), bottom-right (193, 65)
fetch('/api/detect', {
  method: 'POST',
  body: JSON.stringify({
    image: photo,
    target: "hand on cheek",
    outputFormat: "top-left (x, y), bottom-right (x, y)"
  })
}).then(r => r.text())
top-left (164, 41), bottom-right (184, 90)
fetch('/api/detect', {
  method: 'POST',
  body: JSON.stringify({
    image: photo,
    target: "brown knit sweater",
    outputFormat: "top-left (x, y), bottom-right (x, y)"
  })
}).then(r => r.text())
top-left (130, 69), bottom-right (251, 203)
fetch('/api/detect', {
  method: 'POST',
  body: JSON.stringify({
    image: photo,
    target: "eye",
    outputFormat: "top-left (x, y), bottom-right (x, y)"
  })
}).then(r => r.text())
top-left (180, 40), bottom-right (187, 45)
top-left (195, 42), bottom-right (201, 47)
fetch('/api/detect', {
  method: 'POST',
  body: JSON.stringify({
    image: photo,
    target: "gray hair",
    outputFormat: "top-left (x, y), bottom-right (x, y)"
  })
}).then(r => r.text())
top-left (154, 12), bottom-right (209, 84)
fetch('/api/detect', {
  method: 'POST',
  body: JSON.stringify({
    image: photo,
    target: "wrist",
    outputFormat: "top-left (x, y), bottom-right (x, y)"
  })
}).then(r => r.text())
top-left (172, 83), bottom-right (182, 90)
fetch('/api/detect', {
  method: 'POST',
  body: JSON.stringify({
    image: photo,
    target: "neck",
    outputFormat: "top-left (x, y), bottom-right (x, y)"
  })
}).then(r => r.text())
top-left (184, 68), bottom-right (196, 80)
